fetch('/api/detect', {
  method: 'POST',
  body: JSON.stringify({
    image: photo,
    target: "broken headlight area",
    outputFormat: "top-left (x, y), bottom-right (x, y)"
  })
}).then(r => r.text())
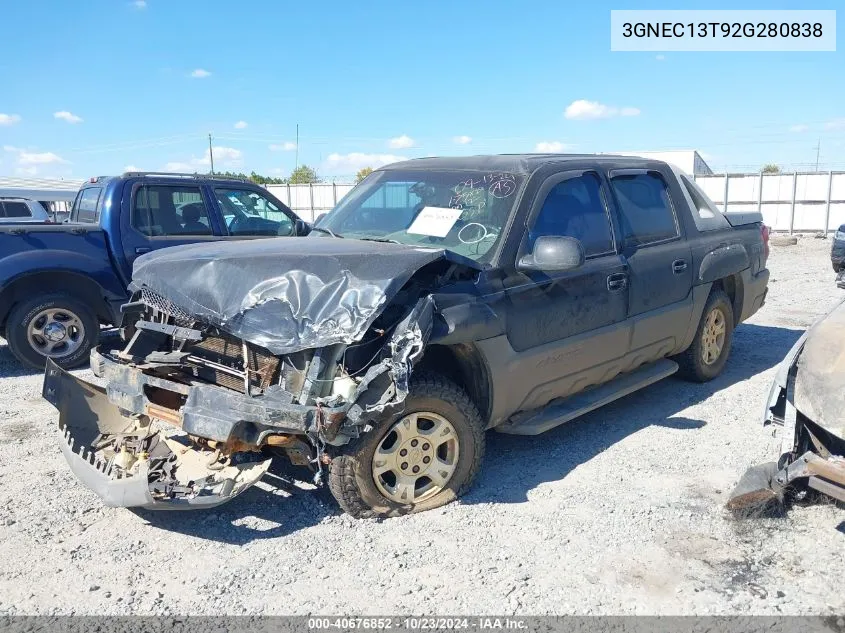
top-left (43, 286), bottom-right (435, 509)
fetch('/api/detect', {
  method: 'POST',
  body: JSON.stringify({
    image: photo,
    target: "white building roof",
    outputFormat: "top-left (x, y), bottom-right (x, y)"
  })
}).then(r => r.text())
top-left (0, 177), bottom-right (84, 201)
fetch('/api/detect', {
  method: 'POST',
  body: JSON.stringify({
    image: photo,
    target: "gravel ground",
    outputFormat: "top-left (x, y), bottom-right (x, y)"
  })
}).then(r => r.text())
top-left (0, 237), bottom-right (843, 617)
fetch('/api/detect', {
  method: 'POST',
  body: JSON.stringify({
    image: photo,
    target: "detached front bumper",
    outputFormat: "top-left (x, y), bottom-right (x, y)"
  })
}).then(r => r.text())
top-left (727, 332), bottom-right (845, 513)
top-left (43, 359), bottom-right (271, 509)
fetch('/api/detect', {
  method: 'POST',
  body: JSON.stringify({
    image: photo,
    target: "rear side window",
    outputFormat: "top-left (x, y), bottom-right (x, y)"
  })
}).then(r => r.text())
top-left (680, 175), bottom-right (720, 219)
top-left (1, 202), bottom-right (31, 218)
top-left (610, 173), bottom-right (679, 247)
top-left (132, 184), bottom-right (213, 236)
top-left (75, 188), bottom-right (102, 223)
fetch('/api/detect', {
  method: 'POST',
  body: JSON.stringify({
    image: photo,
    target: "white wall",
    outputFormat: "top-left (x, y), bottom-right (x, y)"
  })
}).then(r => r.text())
top-left (695, 172), bottom-right (845, 233)
top-left (266, 182), bottom-right (355, 222)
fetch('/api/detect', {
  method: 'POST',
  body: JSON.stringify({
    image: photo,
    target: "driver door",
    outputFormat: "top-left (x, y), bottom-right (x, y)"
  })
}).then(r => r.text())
top-left (120, 181), bottom-right (222, 271)
top-left (501, 169), bottom-right (631, 412)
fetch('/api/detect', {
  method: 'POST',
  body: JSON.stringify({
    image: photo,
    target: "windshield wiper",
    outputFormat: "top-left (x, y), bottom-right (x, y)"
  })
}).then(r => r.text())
top-left (310, 226), bottom-right (343, 238)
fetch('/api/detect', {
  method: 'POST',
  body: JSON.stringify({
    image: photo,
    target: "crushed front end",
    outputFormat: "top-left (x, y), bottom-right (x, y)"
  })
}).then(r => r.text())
top-left (43, 285), bottom-right (435, 509)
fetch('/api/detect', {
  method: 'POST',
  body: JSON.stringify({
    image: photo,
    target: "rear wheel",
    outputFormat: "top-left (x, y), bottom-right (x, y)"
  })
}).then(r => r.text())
top-left (6, 293), bottom-right (98, 370)
top-left (328, 373), bottom-right (485, 518)
top-left (676, 288), bottom-right (734, 382)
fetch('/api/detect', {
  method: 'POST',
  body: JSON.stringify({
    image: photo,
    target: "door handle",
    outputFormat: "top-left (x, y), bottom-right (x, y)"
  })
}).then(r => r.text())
top-left (135, 246), bottom-right (151, 255)
top-left (672, 259), bottom-right (688, 274)
top-left (607, 273), bottom-right (627, 292)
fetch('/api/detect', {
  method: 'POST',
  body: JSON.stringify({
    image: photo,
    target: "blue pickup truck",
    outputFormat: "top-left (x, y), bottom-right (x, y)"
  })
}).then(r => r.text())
top-left (0, 172), bottom-right (306, 369)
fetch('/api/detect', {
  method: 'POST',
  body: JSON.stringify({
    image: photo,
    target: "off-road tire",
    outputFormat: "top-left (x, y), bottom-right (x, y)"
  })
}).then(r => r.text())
top-left (675, 288), bottom-right (734, 383)
top-left (328, 373), bottom-right (485, 519)
top-left (6, 293), bottom-right (98, 370)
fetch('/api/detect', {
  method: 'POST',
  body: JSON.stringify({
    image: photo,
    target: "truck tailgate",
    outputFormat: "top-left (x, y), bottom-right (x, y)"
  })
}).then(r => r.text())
top-left (724, 211), bottom-right (764, 227)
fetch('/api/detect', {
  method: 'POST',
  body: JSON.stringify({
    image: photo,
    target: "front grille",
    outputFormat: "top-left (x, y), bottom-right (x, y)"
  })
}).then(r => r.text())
top-left (140, 287), bottom-right (193, 325)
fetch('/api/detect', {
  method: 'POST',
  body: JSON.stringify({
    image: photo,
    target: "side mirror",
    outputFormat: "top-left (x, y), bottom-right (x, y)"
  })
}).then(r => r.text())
top-left (314, 212), bottom-right (327, 224)
top-left (518, 236), bottom-right (585, 272)
top-left (294, 219), bottom-right (311, 236)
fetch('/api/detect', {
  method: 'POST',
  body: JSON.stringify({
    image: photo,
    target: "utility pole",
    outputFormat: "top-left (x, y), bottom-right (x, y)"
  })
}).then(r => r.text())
top-left (208, 133), bottom-right (215, 174)
top-left (814, 138), bottom-right (821, 172)
top-left (295, 124), bottom-right (299, 170)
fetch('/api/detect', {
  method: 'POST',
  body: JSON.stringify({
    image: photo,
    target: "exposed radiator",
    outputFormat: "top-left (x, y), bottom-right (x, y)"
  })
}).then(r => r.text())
top-left (138, 288), bottom-right (280, 394)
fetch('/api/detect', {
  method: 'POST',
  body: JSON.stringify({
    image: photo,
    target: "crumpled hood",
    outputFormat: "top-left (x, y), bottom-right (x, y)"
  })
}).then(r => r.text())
top-left (132, 237), bottom-right (479, 355)
top-left (794, 297), bottom-right (845, 440)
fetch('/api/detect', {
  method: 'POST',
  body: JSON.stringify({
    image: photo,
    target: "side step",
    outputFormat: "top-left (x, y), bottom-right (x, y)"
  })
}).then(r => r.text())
top-left (496, 359), bottom-right (678, 435)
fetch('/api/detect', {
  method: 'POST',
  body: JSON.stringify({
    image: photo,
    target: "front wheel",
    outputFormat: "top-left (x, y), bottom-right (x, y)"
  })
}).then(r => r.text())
top-left (675, 288), bottom-right (734, 382)
top-left (5, 293), bottom-right (98, 370)
top-left (328, 374), bottom-right (485, 518)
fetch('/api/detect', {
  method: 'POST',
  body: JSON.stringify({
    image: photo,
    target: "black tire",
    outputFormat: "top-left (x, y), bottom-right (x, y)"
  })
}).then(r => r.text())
top-left (6, 293), bottom-right (98, 370)
top-left (675, 288), bottom-right (734, 383)
top-left (328, 373), bottom-right (485, 519)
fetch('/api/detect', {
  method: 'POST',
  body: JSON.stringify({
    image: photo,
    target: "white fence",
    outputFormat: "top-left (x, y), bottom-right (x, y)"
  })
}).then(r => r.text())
top-left (694, 171), bottom-right (845, 234)
top-left (266, 183), bottom-right (355, 223)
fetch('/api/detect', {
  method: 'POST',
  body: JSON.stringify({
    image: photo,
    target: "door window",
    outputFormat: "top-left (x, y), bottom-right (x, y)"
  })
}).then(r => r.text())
top-left (528, 172), bottom-right (615, 257)
top-left (132, 185), bottom-right (213, 236)
top-left (1, 201), bottom-right (31, 218)
top-left (214, 188), bottom-right (293, 236)
top-left (610, 172), bottom-right (679, 247)
top-left (75, 187), bottom-right (102, 223)
top-left (681, 175), bottom-right (720, 219)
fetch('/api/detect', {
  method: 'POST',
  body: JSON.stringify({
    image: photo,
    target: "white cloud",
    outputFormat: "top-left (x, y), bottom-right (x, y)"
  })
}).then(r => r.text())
top-left (54, 111), bottom-right (83, 124)
top-left (388, 135), bottom-right (414, 149)
top-left (124, 165), bottom-right (141, 172)
top-left (825, 118), bottom-right (845, 130)
top-left (164, 161), bottom-right (195, 172)
top-left (131, 0), bottom-right (146, 8)
top-left (234, 120), bottom-right (248, 129)
top-left (655, 54), bottom-right (666, 61)
top-left (534, 141), bottom-right (569, 153)
top-left (190, 69), bottom-right (211, 79)
top-left (19, 151), bottom-right (67, 165)
top-left (3, 145), bottom-right (69, 176)
top-left (453, 135), bottom-right (472, 145)
top-left (269, 142), bottom-right (297, 151)
top-left (164, 146), bottom-right (242, 172)
top-left (789, 124), bottom-right (809, 133)
top-left (0, 113), bottom-right (21, 126)
top-left (564, 99), bottom-right (641, 120)
top-left (209, 146), bottom-right (241, 162)
top-left (325, 152), bottom-right (405, 172)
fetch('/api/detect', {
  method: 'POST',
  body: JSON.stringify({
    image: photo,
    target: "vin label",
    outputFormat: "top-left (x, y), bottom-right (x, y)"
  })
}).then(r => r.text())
top-left (611, 10), bottom-right (836, 52)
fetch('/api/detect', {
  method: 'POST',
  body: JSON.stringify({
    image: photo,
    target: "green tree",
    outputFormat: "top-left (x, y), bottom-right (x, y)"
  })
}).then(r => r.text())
top-left (213, 170), bottom-right (285, 184)
top-left (761, 163), bottom-right (781, 174)
top-left (355, 166), bottom-right (374, 183)
top-left (249, 170), bottom-right (285, 185)
top-left (287, 165), bottom-right (320, 184)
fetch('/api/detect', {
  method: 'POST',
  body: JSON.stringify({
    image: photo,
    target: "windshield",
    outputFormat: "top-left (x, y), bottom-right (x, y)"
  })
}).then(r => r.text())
top-left (315, 169), bottom-right (525, 261)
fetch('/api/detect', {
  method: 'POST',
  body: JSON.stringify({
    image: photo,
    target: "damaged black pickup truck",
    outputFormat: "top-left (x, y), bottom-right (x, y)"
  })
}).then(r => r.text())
top-left (44, 155), bottom-right (770, 518)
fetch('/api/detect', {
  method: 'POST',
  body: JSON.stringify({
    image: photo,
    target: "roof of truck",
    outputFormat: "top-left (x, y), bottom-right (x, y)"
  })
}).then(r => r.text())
top-left (381, 153), bottom-right (666, 175)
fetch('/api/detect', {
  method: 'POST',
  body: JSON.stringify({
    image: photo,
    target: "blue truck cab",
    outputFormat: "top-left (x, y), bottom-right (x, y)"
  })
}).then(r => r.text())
top-left (0, 172), bottom-right (305, 369)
